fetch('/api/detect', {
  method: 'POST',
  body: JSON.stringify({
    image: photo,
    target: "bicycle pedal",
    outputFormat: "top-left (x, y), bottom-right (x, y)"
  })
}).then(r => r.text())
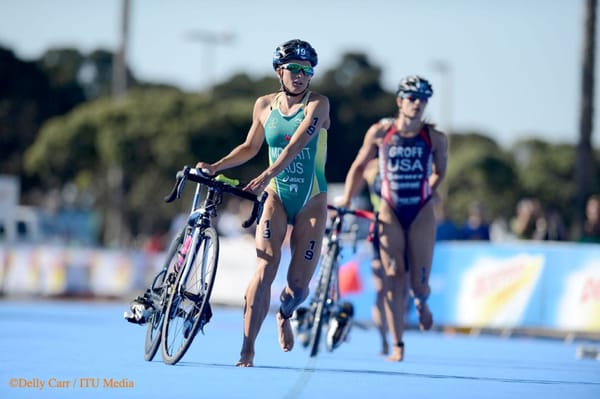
top-left (124, 311), bottom-right (146, 325)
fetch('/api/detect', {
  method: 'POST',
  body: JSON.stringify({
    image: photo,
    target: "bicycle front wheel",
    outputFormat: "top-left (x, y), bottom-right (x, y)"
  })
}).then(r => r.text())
top-left (309, 245), bottom-right (337, 357)
top-left (161, 227), bottom-right (219, 365)
top-left (143, 229), bottom-right (184, 361)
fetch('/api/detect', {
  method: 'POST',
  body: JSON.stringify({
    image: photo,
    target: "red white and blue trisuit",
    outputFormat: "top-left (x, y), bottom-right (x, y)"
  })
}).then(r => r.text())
top-left (379, 124), bottom-right (433, 232)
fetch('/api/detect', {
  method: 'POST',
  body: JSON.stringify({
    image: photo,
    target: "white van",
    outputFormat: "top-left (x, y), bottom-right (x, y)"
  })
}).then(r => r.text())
top-left (0, 175), bottom-right (41, 243)
top-left (0, 205), bottom-right (42, 242)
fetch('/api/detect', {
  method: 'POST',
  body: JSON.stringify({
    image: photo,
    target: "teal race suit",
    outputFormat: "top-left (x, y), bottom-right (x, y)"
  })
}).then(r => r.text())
top-left (264, 91), bottom-right (328, 224)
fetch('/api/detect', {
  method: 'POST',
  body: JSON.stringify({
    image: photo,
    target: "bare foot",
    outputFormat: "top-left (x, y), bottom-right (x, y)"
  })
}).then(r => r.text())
top-left (386, 343), bottom-right (404, 362)
top-left (276, 311), bottom-right (294, 352)
top-left (235, 356), bottom-right (254, 367)
top-left (417, 303), bottom-right (433, 331)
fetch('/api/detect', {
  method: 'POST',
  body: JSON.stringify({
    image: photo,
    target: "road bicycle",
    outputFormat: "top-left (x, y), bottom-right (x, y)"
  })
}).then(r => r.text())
top-left (135, 166), bottom-right (267, 365)
top-left (292, 204), bottom-right (374, 357)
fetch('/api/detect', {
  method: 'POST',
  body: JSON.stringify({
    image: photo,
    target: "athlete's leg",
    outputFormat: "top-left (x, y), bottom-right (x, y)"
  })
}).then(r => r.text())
top-left (371, 255), bottom-right (389, 355)
top-left (377, 201), bottom-right (408, 361)
top-left (407, 200), bottom-right (436, 331)
top-left (279, 193), bottom-right (327, 350)
top-left (236, 191), bottom-right (288, 367)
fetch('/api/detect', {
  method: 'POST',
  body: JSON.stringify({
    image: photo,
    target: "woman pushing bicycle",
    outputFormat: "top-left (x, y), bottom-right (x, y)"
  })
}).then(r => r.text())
top-left (339, 76), bottom-right (448, 362)
top-left (196, 39), bottom-right (330, 367)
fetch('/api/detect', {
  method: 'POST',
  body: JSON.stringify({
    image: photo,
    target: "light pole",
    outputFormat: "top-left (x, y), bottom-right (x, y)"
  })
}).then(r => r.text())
top-left (184, 29), bottom-right (235, 93)
top-left (112, 0), bottom-right (130, 98)
top-left (430, 60), bottom-right (453, 134)
top-left (430, 60), bottom-right (453, 203)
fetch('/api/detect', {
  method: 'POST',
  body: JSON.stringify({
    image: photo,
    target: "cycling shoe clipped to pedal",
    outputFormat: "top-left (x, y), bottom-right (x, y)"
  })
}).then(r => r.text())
top-left (326, 302), bottom-right (354, 351)
top-left (183, 302), bottom-right (213, 339)
top-left (198, 302), bottom-right (213, 332)
top-left (124, 292), bottom-right (155, 325)
top-left (291, 307), bottom-right (311, 347)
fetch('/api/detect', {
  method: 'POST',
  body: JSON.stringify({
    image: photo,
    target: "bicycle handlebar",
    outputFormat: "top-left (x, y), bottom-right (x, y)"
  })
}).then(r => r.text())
top-left (164, 166), bottom-right (268, 228)
top-left (326, 204), bottom-right (375, 221)
top-left (326, 204), bottom-right (374, 254)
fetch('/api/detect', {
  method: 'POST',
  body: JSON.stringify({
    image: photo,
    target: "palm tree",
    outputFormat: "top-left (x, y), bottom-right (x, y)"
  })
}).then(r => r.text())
top-left (575, 0), bottom-right (597, 237)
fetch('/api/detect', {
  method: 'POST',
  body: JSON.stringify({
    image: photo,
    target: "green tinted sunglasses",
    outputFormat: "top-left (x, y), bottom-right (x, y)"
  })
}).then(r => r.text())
top-left (281, 63), bottom-right (314, 76)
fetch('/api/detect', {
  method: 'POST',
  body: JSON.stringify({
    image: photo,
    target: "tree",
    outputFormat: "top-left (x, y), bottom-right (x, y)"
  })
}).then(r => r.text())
top-left (24, 87), bottom-right (261, 244)
top-left (445, 133), bottom-right (519, 223)
top-left (18, 48), bottom-right (594, 244)
top-left (312, 53), bottom-right (396, 182)
top-left (0, 46), bottom-right (54, 197)
top-left (211, 73), bottom-right (278, 100)
top-left (512, 139), bottom-right (577, 222)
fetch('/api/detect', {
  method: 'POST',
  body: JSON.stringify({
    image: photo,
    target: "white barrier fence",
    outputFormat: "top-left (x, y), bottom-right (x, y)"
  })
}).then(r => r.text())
top-left (1, 239), bottom-right (599, 334)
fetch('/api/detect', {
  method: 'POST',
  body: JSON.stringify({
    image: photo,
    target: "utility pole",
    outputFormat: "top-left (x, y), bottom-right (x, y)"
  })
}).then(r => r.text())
top-left (106, 0), bottom-right (130, 247)
top-left (430, 60), bottom-right (453, 134)
top-left (430, 60), bottom-right (453, 203)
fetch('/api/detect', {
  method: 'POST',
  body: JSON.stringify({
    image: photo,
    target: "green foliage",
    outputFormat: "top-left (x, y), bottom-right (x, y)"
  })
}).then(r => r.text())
top-left (212, 73), bottom-right (278, 99)
top-left (4, 45), bottom-right (598, 244)
top-left (24, 86), bottom-right (268, 239)
top-left (312, 53), bottom-right (396, 181)
top-left (0, 47), bottom-right (52, 180)
top-left (511, 139), bottom-right (578, 222)
top-left (445, 133), bottom-right (520, 223)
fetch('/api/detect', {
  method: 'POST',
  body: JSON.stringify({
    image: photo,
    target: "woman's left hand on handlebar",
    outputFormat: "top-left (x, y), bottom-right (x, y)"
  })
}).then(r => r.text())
top-left (243, 171), bottom-right (270, 194)
top-left (196, 162), bottom-right (216, 176)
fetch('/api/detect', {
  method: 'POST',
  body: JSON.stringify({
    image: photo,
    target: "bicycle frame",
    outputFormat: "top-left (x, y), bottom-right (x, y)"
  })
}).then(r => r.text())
top-left (303, 204), bottom-right (374, 357)
top-left (312, 212), bottom-right (346, 313)
top-left (173, 167), bottom-right (267, 296)
top-left (176, 181), bottom-right (221, 298)
top-left (149, 166), bottom-right (266, 365)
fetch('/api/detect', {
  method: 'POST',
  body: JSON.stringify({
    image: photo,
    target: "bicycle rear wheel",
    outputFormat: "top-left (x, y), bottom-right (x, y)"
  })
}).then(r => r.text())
top-left (161, 227), bottom-right (219, 365)
top-left (143, 229), bottom-right (184, 361)
top-left (309, 245), bottom-right (337, 357)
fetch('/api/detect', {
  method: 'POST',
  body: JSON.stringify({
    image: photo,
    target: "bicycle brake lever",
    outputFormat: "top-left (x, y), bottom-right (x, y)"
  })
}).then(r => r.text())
top-left (256, 192), bottom-right (268, 223)
top-left (164, 166), bottom-right (189, 203)
top-left (242, 192), bottom-right (268, 228)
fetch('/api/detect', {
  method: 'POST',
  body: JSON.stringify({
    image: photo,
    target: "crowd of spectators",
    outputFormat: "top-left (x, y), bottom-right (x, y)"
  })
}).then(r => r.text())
top-left (434, 194), bottom-right (600, 244)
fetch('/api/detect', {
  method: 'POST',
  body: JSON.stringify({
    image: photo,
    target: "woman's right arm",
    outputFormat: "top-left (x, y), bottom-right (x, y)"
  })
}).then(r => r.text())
top-left (197, 96), bottom-right (269, 174)
top-left (340, 124), bottom-right (380, 207)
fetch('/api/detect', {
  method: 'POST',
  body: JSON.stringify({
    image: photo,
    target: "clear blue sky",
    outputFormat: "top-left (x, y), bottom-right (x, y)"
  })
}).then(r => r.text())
top-left (1, 0), bottom-right (597, 148)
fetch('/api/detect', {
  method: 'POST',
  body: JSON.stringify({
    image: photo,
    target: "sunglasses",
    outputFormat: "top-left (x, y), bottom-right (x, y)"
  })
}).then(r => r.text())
top-left (401, 92), bottom-right (429, 102)
top-left (281, 63), bottom-right (314, 76)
